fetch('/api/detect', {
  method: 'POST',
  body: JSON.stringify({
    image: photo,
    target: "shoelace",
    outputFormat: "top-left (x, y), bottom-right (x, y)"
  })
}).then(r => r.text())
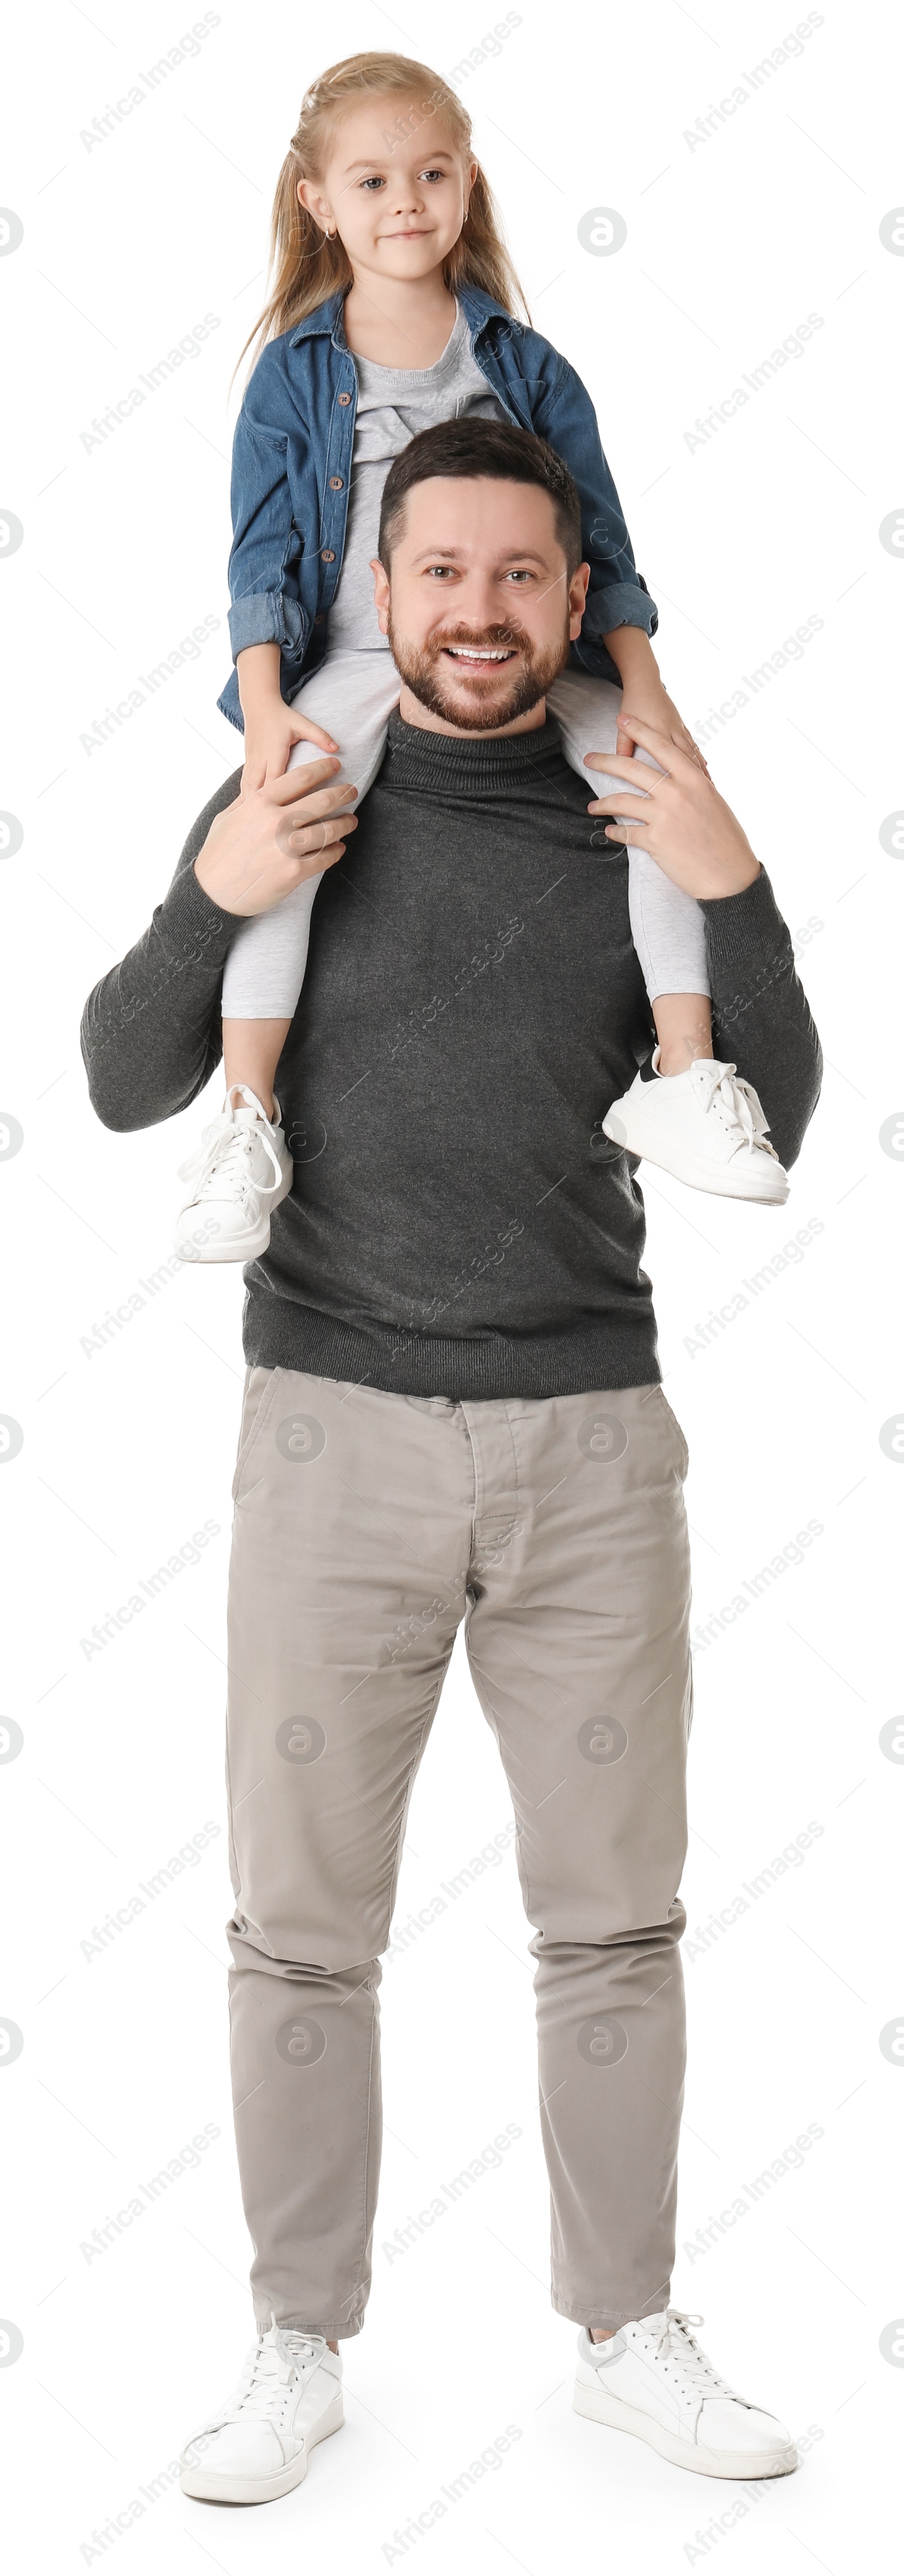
top-left (693, 1061), bottom-right (779, 1161)
top-left (177, 1099), bottom-right (284, 1211)
top-left (645, 2309), bottom-right (734, 2399)
top-left (218, 2329), bottom-right (326, 2423)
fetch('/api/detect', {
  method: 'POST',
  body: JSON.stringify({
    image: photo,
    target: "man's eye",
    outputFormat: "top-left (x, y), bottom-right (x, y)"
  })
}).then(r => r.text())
top-left (506, 569), bottom-right (532, 583)
top-left (426, 565), bottom-right (455, 578)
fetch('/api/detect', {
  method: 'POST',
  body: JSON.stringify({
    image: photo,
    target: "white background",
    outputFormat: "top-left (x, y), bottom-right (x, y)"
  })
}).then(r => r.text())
top-left (0, 2), bottom-right (897, 2568)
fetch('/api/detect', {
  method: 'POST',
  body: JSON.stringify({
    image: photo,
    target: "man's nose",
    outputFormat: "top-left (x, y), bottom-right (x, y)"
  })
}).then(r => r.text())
top-left (458, 574), bottom-right (509, 630)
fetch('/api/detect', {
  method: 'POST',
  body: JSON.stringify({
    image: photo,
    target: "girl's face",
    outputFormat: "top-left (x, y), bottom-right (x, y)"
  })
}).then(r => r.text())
top-left (298, 97), bottom-right (477, 285)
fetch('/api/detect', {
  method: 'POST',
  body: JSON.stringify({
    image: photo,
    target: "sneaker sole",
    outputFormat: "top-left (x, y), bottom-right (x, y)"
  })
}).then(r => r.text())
top-left (179, 2392), bottom-right (344, 2503)
top-left (173, 1163), bottom-right (293, 1265)
top-left (573, 2378), bottom-right (797, 2478)
top-left (173, 1217), bottom-right (273, 1264)
top-left (601, 1111), bottom-right (789, 1203)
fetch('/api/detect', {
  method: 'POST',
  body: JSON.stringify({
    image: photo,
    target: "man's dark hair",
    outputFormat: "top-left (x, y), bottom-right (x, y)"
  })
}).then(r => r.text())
top-left (377, 419), bottom-right (583, 572)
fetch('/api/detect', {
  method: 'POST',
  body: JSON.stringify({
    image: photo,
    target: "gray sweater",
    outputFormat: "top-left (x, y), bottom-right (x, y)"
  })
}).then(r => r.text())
top-left (81, 713), bottom-right (822, 1399)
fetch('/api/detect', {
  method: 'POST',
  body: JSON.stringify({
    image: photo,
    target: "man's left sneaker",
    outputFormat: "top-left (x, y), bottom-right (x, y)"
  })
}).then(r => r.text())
top-left (602, 1055), bottom-right (789, 1202)
top-left (573, 2309), bottom-right (797, 2479)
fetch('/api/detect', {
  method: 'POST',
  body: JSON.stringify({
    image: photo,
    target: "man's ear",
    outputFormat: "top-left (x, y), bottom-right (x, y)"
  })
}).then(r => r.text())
top-left (568, 560), bottom-right (591, 641)
top-left (371, 555), bottom-right (390, 636)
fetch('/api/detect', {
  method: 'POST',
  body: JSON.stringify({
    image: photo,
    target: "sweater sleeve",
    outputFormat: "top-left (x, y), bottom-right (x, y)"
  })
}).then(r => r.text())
top-left (701, 868), bottom-right (822, 1169)
top-left (80, 772), bottom-right (245, 1133)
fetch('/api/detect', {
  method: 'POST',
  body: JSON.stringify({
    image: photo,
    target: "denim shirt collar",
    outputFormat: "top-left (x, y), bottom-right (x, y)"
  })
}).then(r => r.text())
top-left (287, 284), bottom-right (514, 352)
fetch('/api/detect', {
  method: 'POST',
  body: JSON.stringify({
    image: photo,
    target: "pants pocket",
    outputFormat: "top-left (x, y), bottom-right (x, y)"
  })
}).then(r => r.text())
top-left (232, 1367), bottom-right (279, 1502)
top-left (655, 1387), bottom-right (690, 1484)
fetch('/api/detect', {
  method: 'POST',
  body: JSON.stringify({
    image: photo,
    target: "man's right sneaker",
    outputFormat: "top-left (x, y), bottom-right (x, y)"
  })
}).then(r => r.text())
top-left (173, 1084), bottom-right (293, 1263)
top-left (180, 2325), bottom-right (344, 2504)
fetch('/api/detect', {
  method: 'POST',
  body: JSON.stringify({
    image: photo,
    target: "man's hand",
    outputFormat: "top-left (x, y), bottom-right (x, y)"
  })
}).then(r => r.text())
top-left (194, 757), bottom-right (358, 916)
top-left (585, 714), bottom-right (760, 902)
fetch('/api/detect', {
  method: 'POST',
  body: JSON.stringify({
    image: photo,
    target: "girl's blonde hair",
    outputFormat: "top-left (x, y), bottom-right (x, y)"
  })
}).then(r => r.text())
top-left (239, 51), bottom-right (529, 373)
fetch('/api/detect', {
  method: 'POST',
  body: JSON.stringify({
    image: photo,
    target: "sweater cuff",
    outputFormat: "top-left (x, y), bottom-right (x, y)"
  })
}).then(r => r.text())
top-left (153, 854), bottom-right (247, 972)
top-left (699, 867), bottom-right (789, 971)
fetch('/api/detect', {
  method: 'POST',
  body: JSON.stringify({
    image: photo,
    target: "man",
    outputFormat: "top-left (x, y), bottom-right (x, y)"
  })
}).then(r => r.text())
top-left (81, 421), bottom-right (822, 2504)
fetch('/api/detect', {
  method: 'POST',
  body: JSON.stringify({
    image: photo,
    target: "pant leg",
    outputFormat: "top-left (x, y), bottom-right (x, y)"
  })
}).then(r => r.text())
top-left (220, 650), bottom-right (401, 1019)
top-left (224, 1365), bottom-right (475, 2335)
top-left (460, 1378), bottom-right (692, 2327)
top-left (546, 667), bottom-right (710, 1003)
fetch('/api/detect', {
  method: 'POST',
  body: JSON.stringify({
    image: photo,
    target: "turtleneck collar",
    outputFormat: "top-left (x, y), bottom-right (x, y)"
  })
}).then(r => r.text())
top-left (382, 706), bottom-right (566, 794)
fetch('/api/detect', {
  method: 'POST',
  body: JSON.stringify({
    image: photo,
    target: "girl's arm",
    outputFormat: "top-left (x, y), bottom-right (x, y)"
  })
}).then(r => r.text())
top-left (237, 641), bottom-right (337, 794)
top-left (537, 349), bottom-right (705, 758)
top-left (537, 351), bottom-right (656, 653)
top-left (227, 397), bottom-right (337, 793)
top-left (602, 624), bottom-right (703, 762)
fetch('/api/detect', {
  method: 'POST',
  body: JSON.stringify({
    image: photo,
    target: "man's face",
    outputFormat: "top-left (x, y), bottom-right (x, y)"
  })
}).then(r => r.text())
top-left (372, 477), bottom-right (590, 734)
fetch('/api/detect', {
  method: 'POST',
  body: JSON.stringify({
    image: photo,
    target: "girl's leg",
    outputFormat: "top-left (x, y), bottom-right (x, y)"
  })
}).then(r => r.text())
top-left (220, 652), bottom-right (402, 1109)
top-left (546, 669), bottom-right (712, 1068)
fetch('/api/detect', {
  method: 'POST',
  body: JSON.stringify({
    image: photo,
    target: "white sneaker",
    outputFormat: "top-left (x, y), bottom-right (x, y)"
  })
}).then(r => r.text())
top-left (602, 1055), bottom-right (789, 1202)
top-left (173, 1085), bottom-right (293, 1262)
top-left (180, 2325), bottom-right (344, 2504)
top-left (574, 2309), bottom-right (797, 2479)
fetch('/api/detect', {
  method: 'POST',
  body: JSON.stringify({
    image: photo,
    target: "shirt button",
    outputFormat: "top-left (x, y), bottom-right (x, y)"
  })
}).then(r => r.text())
top-left (314, 613), bottom-right (325, 625)
top-left (329, 476), bottom-right (344, 490)
top-left (337, 391), bottom-right (351, 406)
top-left (320, 548), bottom-right (336, 563)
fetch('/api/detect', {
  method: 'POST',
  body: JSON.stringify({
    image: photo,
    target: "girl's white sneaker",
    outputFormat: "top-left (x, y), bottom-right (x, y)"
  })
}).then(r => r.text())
top-left (602, 1055), bottom-right (789, 1202)
top-left (173, 1085), bottom-right (293, 1262)
top-left (180, 2325), bottom-right (344, 2504)
top-left (573, 2309), bottom-right (797, 2478)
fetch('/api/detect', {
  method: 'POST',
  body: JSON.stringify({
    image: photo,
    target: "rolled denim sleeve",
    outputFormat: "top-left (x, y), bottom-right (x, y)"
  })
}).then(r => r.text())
top-left (540, 356), bottom-right (658, 642)
top-left (225, 411), bottom-right (306, 668)
top-left (586, 578), bottom-right (656, 639)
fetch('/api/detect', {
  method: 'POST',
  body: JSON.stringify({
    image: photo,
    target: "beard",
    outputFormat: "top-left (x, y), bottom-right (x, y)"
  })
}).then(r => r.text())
top-left (386, 610), bottom-right (572, 732)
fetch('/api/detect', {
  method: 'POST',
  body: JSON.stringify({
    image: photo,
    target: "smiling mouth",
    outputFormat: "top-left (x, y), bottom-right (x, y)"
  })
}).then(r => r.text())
top-left (441, 645), bottom-right (518, 667)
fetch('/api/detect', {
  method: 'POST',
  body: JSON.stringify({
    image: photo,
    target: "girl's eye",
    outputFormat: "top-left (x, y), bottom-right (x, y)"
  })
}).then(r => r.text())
top-left (358, 167), bottom-right (446, 193)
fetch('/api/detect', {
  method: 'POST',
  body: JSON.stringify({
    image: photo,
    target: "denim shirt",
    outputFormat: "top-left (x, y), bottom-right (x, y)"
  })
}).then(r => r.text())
top-left (217, 285), bottom-right (658, 731)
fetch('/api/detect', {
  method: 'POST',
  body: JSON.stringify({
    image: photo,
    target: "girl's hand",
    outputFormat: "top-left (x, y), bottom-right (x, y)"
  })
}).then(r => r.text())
top-left (241, 706), bottom-right (338, 798)
top-left (614, 681), bottom-right (709, 774)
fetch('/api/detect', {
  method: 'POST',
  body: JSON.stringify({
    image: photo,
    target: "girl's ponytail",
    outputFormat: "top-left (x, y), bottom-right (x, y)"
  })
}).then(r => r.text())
top-left (237, 51), bottom-right (529, 380)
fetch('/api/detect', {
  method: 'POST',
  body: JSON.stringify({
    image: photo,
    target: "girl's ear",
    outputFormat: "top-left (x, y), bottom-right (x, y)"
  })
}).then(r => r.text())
top-left (297, 176), bottom-right (334, 236)
top-left (463, 156), bottom-right (479, 218)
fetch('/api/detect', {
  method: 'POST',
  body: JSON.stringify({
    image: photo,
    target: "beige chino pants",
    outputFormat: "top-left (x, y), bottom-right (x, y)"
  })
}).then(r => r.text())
top-left (224, 1367), bottom-right (692, 2336)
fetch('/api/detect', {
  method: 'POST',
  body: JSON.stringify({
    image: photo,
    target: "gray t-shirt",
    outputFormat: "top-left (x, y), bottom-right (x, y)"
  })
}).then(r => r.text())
top-left (327, 301), bottom-right (506, 652)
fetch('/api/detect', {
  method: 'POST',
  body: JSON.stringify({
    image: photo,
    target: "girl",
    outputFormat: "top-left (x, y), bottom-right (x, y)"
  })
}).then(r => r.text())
top-left (174, 50), bottom-right (787, 1259)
